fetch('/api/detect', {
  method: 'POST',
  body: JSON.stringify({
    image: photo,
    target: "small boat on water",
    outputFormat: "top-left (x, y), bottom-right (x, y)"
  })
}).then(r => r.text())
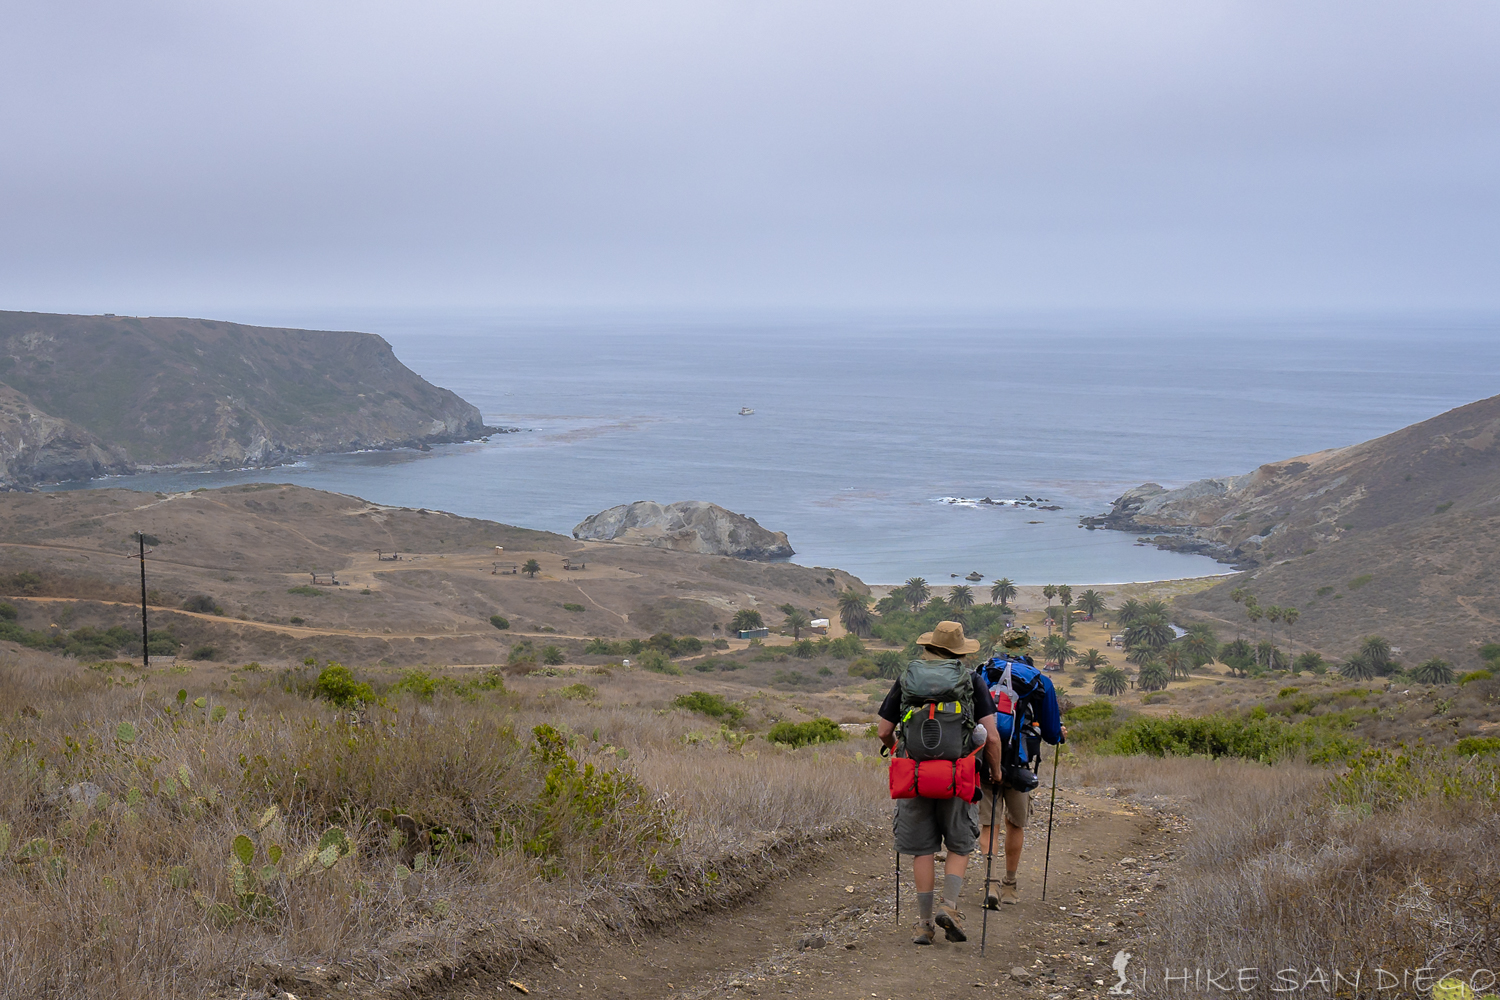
top-left (739, 406), bottom-right (754, 415)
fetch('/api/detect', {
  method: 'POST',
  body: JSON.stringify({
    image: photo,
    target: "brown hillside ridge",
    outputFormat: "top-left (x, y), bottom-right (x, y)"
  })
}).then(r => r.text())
top-left (1086, 392), bottom-right (1500, 666)
top-left (0, 483), bottom-right (865, 666)
top-left (0, 310), bottom-right (503, 487)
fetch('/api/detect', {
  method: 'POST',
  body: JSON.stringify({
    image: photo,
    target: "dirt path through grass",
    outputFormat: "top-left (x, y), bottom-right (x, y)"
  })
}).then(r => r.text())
top-left (418, 789), bottom-right (1174, 1000)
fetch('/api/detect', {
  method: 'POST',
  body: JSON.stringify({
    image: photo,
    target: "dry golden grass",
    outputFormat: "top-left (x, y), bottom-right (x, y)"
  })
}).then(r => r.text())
top-left (1068, 754), bottom-right (1500, 999)
top-left (0, 650), bottom-right (885, 1000)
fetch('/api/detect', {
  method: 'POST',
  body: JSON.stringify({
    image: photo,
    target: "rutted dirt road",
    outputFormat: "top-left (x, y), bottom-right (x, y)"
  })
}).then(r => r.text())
top-left (404, 788), bottom-right (1179, 1000)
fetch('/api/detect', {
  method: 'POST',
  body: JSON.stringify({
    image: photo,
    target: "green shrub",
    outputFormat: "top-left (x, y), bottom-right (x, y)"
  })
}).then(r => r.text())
top-left (313, 663), bottom-right (375, 707)
top-left (189, 645), bottom-right (218, 661)
top-left (287, 585), bottom-right (325, 597)
top-left (489, 615), bottom-right (510, 630)
top-left (847, 658), bottom-right (880, 678)
top-left (1480, 642), bottom-right (1500, 664)
top-left (715, 659), bottom-right (743, 672)
top-left (638, 649), bottom-right (681, 675)
top-left (1460, 669), bottom-right (1493, 685)
top-left (772, 669), bottom-right (809, 686)
top-left (1456, 736), bottom-right (1500, 757)
top-left (712, 638), bottom-right (729, 650)
top-left (562, 603), bottom-right (585, 612)
top-left (1330, 746), bottom-right (1500, 811)
top-left (766, 717), bottom-right (845, 748)
top-left (1346, 574), bottom-right (1373, 591)
top-left (673, 691), bottom-right (745, 722)
top-left (557, 683), bottom-right (596, 700)
top-left (0, 602), bottom-right (17, 621)
top-left (181, 594), bottom-right (223, 615)
top-left (289, 616), bottom-right (304, 625)
top-left (1108, 712), bottom-right (1363, 764)
top-left (1064, 700), bottom-right (1115, 722)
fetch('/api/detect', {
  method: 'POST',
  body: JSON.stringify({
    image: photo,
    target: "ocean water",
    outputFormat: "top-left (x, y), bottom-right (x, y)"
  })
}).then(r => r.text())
top-left (50, 313), bottom-right (1500, 585)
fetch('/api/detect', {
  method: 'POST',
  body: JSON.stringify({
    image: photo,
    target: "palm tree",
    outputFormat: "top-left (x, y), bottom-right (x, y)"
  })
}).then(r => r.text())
top-left (1116, 599), bottom-right (1144, 628)
top-left (1282, 607), bottom-right (1300, 627)
top-left (978, 624), bottom-right (1007, 661)
top-left (1137, 660), bottom-right (1170, 692)
top-left (730, 609), bottom-right (764, 633)
top-left (1125, 614), bottom-right (1175, 655)
top-left (1350, 635), bottom-right (1395, 677)
top-left (783, 608), bottom-right (811, 640)
top-left (1077, 589), bottom-right (1106, 619)
top-left (1256, 641), bottom-right (1287, 671)
top-left (990, 578), bottom-right (1017, 608)
top-left (1058, 585), bottom-right (1073, 608)
top-left (1160, 644), bottom-right (1192, 680)
top-left (1042, 584), bottom-right (1058, 607)
top-left (875, 589), bottom-right (907, 616)
top-left (522, 558), bottom-right (541, 578)
top-left (1339, 656), bottom-right (1379, 681)
top-left (1141, 598), bottom-right (1170, 619)
top-left (1042, 634), bottom-right (1076, 671)
top-left (1080, 648), bottom-right (1108, 671)
top-left (949, 585), bottom-right (974, 610)
top-left (904, 577), bottom-right (930, 612)
top-left (1230, 587), bottom-right (1250, 605)
top-left (838, 589), bottom-right (873, 638)
top-left (1180, 625), bottom-right (1219, 669)
top-left (1412, 657), bottom-right (1455, 685)
top-left (1292, 651), bottom-right (1324, 675)
top-left (1219, 638), bottom-right (1255, 677)
top-left (1093, 666), bottom-right (1129, 696)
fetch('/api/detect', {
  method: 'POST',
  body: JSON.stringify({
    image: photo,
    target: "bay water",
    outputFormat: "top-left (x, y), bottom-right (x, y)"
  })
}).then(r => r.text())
top-left (51, 312), bottom-right (1500, 585)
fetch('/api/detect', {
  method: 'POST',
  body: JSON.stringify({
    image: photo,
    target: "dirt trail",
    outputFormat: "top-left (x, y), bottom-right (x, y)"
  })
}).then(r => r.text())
top-left (423, 789), bottom-right (1176, 1000)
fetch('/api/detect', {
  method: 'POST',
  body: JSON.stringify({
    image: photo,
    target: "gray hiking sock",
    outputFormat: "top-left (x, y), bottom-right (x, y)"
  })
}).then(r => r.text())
top-left (943, 873), bottom-right (964, 907)
top-left (917, 891), bottom-right (935, 922)
top-left (1002, 871), bottom-right (1018, 885)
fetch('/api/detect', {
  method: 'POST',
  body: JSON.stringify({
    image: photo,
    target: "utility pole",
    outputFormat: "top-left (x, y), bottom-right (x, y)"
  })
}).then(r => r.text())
top-left (138, 531), bottom-right (150, 670)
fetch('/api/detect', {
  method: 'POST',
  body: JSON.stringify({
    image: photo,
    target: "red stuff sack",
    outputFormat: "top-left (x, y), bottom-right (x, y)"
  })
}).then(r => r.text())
top-left (888, 756), bottom-right (918, 798)
top-left (912, 750), bottom-right (981, 801)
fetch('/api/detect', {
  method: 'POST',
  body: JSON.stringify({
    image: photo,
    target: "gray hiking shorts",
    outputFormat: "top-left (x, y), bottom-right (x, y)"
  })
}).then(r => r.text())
top-left (893, 795), bottom-right (980, 857)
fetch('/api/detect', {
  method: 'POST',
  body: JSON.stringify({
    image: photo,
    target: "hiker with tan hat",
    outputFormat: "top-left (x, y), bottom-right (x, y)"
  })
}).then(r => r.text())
top-left (877, 620), bottom-right (1002, 946)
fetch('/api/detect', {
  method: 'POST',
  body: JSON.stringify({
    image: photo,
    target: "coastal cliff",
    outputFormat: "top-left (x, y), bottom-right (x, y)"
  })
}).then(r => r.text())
top-left (1088, 392), bottom-right (1500, 662)
top-left (573, 500), bottom-right (795, 560)
top-left (0, 311), bottom-right (500, 487)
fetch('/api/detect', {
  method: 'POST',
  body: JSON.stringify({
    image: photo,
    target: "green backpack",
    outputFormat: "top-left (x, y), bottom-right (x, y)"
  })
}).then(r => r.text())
top-left (896, 658), bottom-right (976, 763)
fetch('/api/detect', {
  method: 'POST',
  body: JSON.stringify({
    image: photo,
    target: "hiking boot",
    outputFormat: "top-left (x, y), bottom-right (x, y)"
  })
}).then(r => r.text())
top-left (983, 887), bottom-right (1002, 910)
top-left (935, 904), bottom-right (967, 942)
top-left (912, 920), bottom-right (936, 946)
top-left (1000, 878), bottom-right (1019, 905)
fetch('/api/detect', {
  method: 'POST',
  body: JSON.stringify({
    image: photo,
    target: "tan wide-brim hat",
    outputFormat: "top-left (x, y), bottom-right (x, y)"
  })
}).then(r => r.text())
top-left (917, 620), bottom-right (981, 656)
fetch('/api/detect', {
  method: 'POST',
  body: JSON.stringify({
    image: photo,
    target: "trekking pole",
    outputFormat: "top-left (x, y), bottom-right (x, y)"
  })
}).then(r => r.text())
top-left (1041, 748), bottom-right (1060, 901)
top-left (980, 781), bottom-right (999, 955)
top-left (894, 851), bottom-right (900, 924)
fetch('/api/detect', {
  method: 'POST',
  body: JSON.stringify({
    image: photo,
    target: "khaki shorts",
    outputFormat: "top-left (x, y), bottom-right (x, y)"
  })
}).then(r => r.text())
top-left (976, 782), bottom-right (1031, 829)
top-left (893, 795), bottom-right (980, 856)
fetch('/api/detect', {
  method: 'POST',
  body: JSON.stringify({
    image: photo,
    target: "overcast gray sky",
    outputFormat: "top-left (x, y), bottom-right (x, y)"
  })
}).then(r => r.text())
top-left (3, 1), bottom-right (1498, 316)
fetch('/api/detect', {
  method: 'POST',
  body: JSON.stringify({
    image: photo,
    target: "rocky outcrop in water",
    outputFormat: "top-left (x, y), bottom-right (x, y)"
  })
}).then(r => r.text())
top-left (573, 500), bottom-right (794, 560)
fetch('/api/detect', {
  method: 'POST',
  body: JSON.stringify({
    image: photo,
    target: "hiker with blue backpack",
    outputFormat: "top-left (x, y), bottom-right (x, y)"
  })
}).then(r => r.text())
top-left (877, 620), bottom-right (1003, 946)
top-left (975, 629), bottom-right (1065, 908)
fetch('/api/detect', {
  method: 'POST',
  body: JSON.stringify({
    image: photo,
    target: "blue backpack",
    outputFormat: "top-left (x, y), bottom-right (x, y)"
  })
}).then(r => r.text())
top-left (978, 655), bottom-right (1063, 790)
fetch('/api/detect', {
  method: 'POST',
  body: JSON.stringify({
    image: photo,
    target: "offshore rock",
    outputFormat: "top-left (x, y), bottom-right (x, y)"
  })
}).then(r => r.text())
top-left (573, 500), bottom-right (794, 560)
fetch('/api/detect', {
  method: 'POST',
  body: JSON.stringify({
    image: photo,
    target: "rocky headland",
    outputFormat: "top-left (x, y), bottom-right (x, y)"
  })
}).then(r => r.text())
top-left (573, 500), bottom-right (795, 560)
top-left (0, 310), bottom-right (504, 488)
top-left (1086, 392), bottom-right (1500, 662)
